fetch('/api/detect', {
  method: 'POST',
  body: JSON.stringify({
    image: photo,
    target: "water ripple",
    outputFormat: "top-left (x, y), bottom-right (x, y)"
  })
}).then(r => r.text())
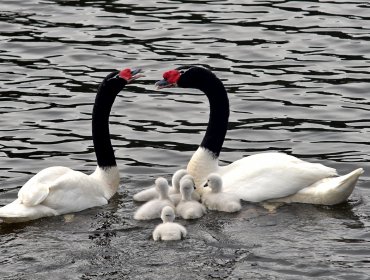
top-left (0, 0), bottom-right (370, 279)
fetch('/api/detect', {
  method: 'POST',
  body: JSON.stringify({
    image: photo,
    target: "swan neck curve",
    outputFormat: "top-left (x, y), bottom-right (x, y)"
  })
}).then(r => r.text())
top-left (197, 71), bottom-right (229, 157)
top-left (92, 78), bottom-right (127, 168)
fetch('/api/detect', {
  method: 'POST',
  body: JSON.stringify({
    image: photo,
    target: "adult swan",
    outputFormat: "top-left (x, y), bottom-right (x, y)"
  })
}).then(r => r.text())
top-left (155, 66), bottom-right (363, 205)
top-left (0, 68), bottom-right (142, 223)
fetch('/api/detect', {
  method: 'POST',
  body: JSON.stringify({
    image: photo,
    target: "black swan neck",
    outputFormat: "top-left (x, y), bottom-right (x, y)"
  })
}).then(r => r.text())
top-left (198, 72), bottom-right (229, 157)
top-left (92, 79), bottom-right (126, 168)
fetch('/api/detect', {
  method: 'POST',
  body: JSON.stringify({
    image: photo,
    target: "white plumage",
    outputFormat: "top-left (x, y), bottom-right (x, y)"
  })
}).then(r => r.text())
top-left (176, 176), bottom-right (206, 220)
top-left (0, 166), bottom-right (118, 223)
top-left (201, 173), bottom-right (241, 213)
top-left (169, 174), bottom-right (201, 205)
top-left (133, 169), bottom-right (188, 202)
top-left (189, 147), bottom-right (363, 204)
top-left (152, 206), bottom-right (187, 241)
top-left (134, 177), bottom-right (175, 220)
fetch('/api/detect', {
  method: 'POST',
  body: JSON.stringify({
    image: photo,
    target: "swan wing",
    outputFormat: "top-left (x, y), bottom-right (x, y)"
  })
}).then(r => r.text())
top-left (17, 166), bottom-right (72, 206)
top-left (16, 167), bottom-right (107, 214)
top-left (220, 153), bottom-right (337, 202)
top-left (43, 170), bottom-right (108, 214)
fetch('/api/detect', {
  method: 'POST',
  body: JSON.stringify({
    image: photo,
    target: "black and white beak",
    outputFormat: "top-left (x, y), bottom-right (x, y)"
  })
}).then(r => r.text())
top-left (155, 79), bottom-right (176, 89)
top-left (128, 68), bottom-right (144, 82)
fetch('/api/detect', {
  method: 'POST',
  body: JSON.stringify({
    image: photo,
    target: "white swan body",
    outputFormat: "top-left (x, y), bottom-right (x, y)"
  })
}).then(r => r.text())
top-left (189, 147), bottom-right (363, 204)
top-left (0, 166), bottom-right (118, 223)
top-left (202, 173), bottom-right (241, 213)
top-left (134, 177), bottom-right (175, 220)
top-left (0, 68), bottom-right (141, 223)
top-left (176, 176), bottom-right (206, 219)
top-left (153, 206), bottom-right (187, 241)
top-left (133, 169), bottom-right (188, 202)
top-left (156, 66), bottom-right (364, 205)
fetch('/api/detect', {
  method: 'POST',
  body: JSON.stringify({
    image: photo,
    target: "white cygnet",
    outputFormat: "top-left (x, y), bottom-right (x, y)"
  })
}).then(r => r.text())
top-left (134, 177), bottom-right (175, 220)
top-left (176, 177), bottom-right (206, 220)
top-left (170, 174), bottom-right (201, 205)
top-left (202, 173), bottom-right (242, 213)
top-left (152, 206), bottom-right (187, 241)
top-left (133, 169), bottom-right (188, 202)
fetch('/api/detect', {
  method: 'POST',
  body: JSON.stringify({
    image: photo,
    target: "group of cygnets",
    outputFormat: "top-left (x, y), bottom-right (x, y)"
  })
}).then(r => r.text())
top-left (133, 169), bottom-right (241, 241)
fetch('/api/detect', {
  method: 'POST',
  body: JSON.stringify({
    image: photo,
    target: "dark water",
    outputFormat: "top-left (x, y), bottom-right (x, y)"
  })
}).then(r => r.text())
top-left (1, 0), bottom-right (370, 279)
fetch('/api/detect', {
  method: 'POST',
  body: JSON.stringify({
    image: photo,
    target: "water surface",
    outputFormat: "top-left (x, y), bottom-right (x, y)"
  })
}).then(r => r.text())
top-left (1, 1), bottom-right (370, 279)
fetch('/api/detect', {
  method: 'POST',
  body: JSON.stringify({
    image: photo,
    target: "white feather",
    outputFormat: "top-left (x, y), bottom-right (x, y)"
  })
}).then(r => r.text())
top-left (202, 173), bottom-right (241, 213)
top-left (0, 166), bottom-right (118, 223)
top-left (133, 169), bottom-right (188, 202)
top-left (134, 177), bottom-right (175, 220)
top-left (188, 147), bottom-right (363, 204)
top-left (152, 206), bottom-right (187, 241)
top-left (175, 177), bottom-right (206, 219)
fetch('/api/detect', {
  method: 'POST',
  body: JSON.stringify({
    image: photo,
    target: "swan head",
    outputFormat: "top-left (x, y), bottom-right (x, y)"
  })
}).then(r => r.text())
top-left (180, 177), bottom-right (195, 200)
top-left (171, 169), bottom-right (188, 192)
top-left (155, 177), bottom-right (169, 198)
top-left (204, 173), bottom-right (223, 193)
top-left (155, 66), bottom-right (214, 90)
top-left (102, 68), bottom-right (143, 95)
top-left (161, 206), bottom-right (175, 223)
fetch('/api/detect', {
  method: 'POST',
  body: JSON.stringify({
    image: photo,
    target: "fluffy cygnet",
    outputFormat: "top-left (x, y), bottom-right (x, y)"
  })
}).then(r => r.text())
top-left (134, 177), bottom-right (175, 220)
top-left (202, 173), bottom-right (242, 213)
top-left (176, 177), bottom-right (206, 219)
top-left (170, 174), bottom-right (201, 205)
top-left (133, 169), bottom-right (188, 202)
top-left (152, 206), bottom-right (187, 241)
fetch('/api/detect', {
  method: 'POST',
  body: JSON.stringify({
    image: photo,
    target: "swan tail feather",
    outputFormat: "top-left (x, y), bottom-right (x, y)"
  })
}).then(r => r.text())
top-left (0, 199), bottom-right (57, 223)
top-left (271, 168), bottom-right (364, 205)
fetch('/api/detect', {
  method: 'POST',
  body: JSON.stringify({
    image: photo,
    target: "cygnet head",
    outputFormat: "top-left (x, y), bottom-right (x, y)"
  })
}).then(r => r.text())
top-left (180, 178), bottom-right (194, 201)
top-left (205, 173), bottom-right (223, 193)
top-left (155, 177), bottom-right (169, 198)
top-left (171, 169), bottom-right (188, 192)
top-left (161, 206), bottom-right (175, 223)
top-left (180, 174), bottom-right (195, 189)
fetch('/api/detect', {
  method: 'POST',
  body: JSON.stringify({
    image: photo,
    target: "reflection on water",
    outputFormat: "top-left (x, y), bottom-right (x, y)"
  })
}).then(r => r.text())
top-left (1, 0), bottom-right (370, 279)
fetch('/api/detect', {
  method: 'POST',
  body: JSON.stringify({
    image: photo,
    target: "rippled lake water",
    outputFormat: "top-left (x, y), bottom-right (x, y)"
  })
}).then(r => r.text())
top-left (1, 0), bottom-right (370, 279)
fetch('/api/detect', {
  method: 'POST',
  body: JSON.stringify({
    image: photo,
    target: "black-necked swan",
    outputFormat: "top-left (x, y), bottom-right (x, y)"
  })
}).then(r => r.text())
top-left (133, 169), bottom-right (188, 202)
top-left (0, 68), bottom-right (142, 223)
top-left (175, 176), bottom-right (206, 219)
top-left (155, 65), bottom-right (364, 205)
top-left (202, 173), bottom-right (241, 213)
top-left (152, 206), bottom-right (187, 241)
top-left (134, 177), bottom-right (175, 220)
